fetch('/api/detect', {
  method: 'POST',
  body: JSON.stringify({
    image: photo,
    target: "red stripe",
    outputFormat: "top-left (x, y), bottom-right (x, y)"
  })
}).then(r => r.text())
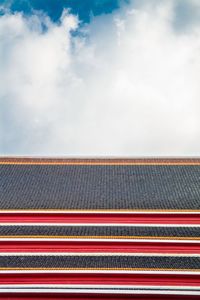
top-left (0, 213), bottom-right (199, 224)
top-left (0, 273), bottom-right (199, 286)
top-left (0, 241), bottom-right (199, 253)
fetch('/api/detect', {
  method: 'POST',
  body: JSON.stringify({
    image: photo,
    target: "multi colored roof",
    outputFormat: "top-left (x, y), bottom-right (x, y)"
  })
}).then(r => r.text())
top-left (0, 158), bottom-right (200, 299)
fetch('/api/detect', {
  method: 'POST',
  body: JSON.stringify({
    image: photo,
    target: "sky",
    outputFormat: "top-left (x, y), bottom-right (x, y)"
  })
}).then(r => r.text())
top-left (0, 0), bottom-right (200, 156)
top-left (0, 0), bottom-right (122, 22)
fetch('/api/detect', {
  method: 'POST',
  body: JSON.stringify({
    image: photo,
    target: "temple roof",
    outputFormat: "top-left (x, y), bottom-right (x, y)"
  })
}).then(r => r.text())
top-left (1, 158), bottom-right (200, 211)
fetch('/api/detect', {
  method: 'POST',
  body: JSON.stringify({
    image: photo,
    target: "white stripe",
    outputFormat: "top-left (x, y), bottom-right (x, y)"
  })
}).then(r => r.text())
top-left (0, 270), bottom-right (199, 275)
top-left (0, 210), bottom-right (199, 214)
top-left (0, 284), bottom-right (200, 290)
top-left (0, 223), bottom-right (199, 227)
top-left (0, 288), bottom-right (199, 295)
top-left (0, 238), bottom-right (199, 243)
top-left (0, 253), bottom-right (199, 257)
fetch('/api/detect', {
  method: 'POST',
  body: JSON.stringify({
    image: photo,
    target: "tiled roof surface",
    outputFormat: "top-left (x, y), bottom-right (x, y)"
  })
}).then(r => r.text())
top-left (1, 158), bottom-right (200, 210)
top-left (0, 158), bottom-right (200, 298)
top-left (0, 255), bottom-right (199, 270)
top-left (0, 225), bottom-right (198, 239)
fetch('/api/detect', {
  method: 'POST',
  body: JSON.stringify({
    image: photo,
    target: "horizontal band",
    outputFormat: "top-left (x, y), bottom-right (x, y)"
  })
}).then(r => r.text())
top-left (0, 241), bottom-right (199, 254)
top-left (0, 236), bottom-right (199, 240)
top-left (0, 256), bottom-right (199, 271)
top-left (1, 157), bottom-right (200, 165)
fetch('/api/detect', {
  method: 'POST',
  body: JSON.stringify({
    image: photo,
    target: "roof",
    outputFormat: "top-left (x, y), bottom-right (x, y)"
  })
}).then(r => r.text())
top-left (1, 158), bottom-right (200, 297)
top-left (1, 158), bottom-right (200, 211)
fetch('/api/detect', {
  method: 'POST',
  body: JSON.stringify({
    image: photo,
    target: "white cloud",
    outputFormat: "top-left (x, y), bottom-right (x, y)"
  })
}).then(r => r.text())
top-left (0, 0), bottom-right (200, 156)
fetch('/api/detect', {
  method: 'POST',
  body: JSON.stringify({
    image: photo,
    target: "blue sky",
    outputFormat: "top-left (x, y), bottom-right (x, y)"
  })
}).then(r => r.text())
top-left (0, 0), bottom-right (123, 22)
top-left (0, 0), bottom-right (200, 156)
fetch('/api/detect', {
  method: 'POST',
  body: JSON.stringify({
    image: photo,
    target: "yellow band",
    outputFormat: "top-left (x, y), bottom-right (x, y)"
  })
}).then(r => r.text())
top-left (0, 267), bottom-right (199, 271)
top-left (0, 235), bottom-right (199, 240)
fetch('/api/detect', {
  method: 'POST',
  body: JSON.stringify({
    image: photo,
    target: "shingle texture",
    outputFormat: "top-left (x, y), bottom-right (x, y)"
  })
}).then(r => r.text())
top-left (0, 159), bottom-right (200, 289)
top-left (0, 225), bottom-right (198, 238)
top-left (0, 255), bottom-right (199, 270)
top-left (1, 164), bottom-right (200, 210)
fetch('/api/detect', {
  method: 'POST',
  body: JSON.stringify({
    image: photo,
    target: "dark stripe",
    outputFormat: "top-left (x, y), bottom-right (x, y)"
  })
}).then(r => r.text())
top-left (0, 226), bottom-right (199, 238)
top-left (0, 256), bottom-right (200, 270)
top-left (1, 165), bottom-right (200, 210)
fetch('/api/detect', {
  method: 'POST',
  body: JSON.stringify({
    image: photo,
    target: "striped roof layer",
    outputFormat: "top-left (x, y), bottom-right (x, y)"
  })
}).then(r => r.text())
top-left (0, 255), bottom-right (200, 270)
top-left (0, 225), bottom-right (198, 239)
top-left (1, 158), bottom-right (200, 210)
top-left (0, 158), bottom-right (200, 298)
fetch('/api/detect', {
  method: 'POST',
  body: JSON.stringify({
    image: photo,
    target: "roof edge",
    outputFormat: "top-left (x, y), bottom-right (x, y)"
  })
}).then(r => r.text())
top-left (1, 157), bottom-right (200, 165)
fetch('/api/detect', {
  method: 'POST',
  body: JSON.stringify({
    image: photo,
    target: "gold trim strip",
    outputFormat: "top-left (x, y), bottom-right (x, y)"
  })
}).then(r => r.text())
top-left (0, 267), bottom-right (199, 271)
top-left (0, 236), bottom-right (199, 240)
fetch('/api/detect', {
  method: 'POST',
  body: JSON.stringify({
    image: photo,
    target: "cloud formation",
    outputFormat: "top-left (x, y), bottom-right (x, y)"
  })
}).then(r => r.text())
top-left (1, 0), bottom-right (200, 156)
